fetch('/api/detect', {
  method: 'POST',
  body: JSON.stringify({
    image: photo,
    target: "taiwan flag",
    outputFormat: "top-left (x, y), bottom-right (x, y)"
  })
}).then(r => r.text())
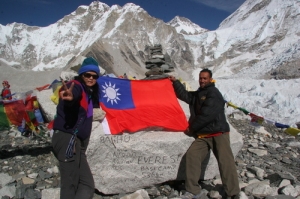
top-left (97, 76), bottom-right (188, 135)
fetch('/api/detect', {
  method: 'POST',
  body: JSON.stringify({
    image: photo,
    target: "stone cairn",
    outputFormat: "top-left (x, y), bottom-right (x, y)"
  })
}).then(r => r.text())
top-left (144, 44), bottom-right (174, 79)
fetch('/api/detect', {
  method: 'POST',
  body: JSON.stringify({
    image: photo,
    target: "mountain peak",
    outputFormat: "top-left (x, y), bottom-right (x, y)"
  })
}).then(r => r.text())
top-left (167, 16), bottom-right (208, 35)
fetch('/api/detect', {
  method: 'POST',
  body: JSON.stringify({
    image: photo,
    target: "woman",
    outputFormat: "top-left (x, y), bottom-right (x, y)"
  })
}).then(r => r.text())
top-left (1, 80), bottom-right (12, 100)
top-left (52, 57), bottom-right (102, 199)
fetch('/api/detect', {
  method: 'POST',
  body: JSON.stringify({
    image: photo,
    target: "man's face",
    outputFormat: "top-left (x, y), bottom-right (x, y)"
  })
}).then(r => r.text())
top-left (199, 72), bottom-right (212, 88)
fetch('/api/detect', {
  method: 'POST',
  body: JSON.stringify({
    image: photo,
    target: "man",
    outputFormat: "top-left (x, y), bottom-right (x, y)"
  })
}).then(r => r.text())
top-left (169, 69), bottom-right (240, 199)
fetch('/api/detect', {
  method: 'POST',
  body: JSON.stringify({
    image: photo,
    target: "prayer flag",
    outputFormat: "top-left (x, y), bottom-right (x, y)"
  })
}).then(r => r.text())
top-left (36, 84), bottom-right (50, 91)
top-left (3, 100), bottom-right (26, 126)
top-left (98, 76), bottom-right (188, 135)
top-left (0, 103), bottom-right (10, 128)
top-left (227, 102), bottom-right (238, 109)
top-left (264, 118), bottom-right (275, 125)
top-left (237, 107), bottom-right (250, 115)
top-left (284, 127), bottom-right (300, 136)
top-left (249, 113), bottom-right (264, 124)
top-left (275, 122), bottom-right (290, 129)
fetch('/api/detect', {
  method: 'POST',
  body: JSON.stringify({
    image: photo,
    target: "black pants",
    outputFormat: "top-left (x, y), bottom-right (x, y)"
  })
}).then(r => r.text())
top-left (52, 131), bottom-right (95, 199)
top-left (185, 133), bottom-right (240, 196)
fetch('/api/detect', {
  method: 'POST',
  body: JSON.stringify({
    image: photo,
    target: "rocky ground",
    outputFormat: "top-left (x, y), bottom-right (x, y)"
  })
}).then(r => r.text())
top-left (0, 116), bottom-right (300, 199)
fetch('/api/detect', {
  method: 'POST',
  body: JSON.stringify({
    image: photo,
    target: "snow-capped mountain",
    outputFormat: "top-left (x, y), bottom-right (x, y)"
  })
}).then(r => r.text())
top-left (167, 16), bottom-right (208, 35)
top-left (0, 2), bottom-right (192, 78)
top-left (184, 0), bottom-right (300, 79)
top-left (0, 0), bottom-right (299, 127)
top-left (1, 0), bottom-right (299, 80)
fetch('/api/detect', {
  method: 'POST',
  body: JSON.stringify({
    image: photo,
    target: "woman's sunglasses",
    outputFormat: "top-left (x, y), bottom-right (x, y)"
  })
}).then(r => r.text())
top-left (83, 73), bottom-right (99, 80)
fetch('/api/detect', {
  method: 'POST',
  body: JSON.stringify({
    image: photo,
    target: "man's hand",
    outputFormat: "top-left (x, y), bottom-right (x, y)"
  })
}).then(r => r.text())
top-left (168, 75), bottom-right (176, 82)
top-left (59, 78), bottom-right (75, 101)
top-left (184, 128), bottom-right (192, 136)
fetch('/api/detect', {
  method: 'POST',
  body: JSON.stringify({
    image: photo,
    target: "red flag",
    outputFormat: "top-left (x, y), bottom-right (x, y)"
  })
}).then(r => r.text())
top-left (98, 77), bottom-right (188, 135)
top-left (36, 84), bottom-right (50, 91)
top-left (249, 113), bottom-right (264, 124)
top-left (3, 100), bottom-right (26, 126)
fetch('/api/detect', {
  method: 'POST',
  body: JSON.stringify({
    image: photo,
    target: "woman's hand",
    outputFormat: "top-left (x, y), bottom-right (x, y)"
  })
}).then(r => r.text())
top-left (59, 78), bottom-right (75, 101)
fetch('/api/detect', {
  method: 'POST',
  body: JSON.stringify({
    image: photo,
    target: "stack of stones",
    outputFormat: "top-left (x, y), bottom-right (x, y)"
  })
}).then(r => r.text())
top-left (144, 44), bottom-right (174, 78)
top-left (296, 122), bottom-right (300, 129)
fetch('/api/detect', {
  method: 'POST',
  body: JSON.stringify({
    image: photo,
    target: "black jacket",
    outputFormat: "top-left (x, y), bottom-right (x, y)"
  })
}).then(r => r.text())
top-left (172, 80), bottom-right (229, 135)
top-left (53, 80), bottom-right (99, 140)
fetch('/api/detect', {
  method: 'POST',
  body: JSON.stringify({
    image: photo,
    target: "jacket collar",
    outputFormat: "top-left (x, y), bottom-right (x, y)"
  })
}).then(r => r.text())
top-left (197, 82), bottom-right (215, 91)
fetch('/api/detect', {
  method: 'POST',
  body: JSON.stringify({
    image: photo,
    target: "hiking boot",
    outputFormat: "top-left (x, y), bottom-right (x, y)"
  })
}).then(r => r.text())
top-left (226, 195), bottom-right (239, 199)
top-left (180, 190), bottom-right (207, 199)
top-left (180, 191), bottom-right (195, 199)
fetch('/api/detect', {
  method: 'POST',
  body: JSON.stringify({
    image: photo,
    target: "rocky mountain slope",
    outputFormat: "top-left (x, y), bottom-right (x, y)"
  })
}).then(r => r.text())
top-left (0, 2), bottom-right (191, 80)
top-left (184, 0), bottom-right (300, 79)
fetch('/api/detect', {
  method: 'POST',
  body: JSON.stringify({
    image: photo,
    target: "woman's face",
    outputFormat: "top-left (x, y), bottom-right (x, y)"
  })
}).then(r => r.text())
top-left (81, 71), bottom-right (99, 87)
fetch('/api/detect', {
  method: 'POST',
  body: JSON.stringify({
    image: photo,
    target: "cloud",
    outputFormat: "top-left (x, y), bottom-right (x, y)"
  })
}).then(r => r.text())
top-left (191, 0), bottom-right (246, 13)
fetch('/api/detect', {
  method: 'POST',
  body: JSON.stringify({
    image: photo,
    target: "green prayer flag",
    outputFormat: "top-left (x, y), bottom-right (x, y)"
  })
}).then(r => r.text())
top-left (0, 104), bottom-right (10, 128)
top-left (237, 107), bottom-right (250, 115)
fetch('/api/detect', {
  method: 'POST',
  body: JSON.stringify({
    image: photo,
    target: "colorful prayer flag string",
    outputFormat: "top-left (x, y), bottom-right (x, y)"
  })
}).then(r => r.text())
top-left (225, 101), bottom-right (299, 136)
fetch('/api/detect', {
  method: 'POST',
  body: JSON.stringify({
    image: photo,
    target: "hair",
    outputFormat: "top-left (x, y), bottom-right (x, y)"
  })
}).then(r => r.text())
top-left (200, 68), bottom-right (212, 78)
top-left (2, 80), bottom-right (10, 88)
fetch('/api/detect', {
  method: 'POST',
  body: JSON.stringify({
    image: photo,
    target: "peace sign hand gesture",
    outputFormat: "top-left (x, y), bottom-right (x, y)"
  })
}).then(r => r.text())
top-left (59, 78), bottom-right (75, 101)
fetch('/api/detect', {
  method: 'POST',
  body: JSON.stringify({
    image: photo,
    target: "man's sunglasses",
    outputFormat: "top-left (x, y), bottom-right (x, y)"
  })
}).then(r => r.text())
top-left (83, 73), bottom-right (99, 79)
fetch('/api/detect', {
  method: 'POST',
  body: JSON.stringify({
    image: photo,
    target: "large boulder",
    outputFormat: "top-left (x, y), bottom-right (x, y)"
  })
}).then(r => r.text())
top-left (87, 122), bottom-right (194, 194)
top-left (87, 120), bottom-right (243, 194)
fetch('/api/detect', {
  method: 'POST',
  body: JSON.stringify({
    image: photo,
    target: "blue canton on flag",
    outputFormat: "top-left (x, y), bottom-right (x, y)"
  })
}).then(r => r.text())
top-left (97, 76), bottom-right (135, 110)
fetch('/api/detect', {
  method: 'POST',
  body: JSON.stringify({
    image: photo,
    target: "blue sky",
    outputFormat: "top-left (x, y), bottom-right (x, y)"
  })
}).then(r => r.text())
top-left (0, 0), bottom-right (246, 30)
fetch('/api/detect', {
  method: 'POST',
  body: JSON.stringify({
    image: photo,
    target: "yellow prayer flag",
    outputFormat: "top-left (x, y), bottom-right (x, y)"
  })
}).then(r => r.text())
top-left (227, 102), bottom-right (238, 109)
top-left (50, 85), bottom-right (62, 105)
top-left (26, 121), bottom-right (36, 132)
top-left (284, 127), bottom-right (300, 136)
top-left (33, 100), bottom-right (39, 109)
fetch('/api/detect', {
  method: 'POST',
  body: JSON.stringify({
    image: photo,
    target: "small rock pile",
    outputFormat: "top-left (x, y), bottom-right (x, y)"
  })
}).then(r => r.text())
top-left (0, 116), bottom-right (300, 199)
top-left (144, 44), bottom-right (174, 79)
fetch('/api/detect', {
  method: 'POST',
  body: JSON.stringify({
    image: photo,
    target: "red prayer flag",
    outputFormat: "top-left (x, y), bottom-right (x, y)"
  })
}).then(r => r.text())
top-left (3, 100), bottom-right (26, 126)
top-left (97, 76), bottom-right (188, 135)
top-left (36, 84), bottom-right (50, 91)
top-left (249, 113), bottom-right (264, 124)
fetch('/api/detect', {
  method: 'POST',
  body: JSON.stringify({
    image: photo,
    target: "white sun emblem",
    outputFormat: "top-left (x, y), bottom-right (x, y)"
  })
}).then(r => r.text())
top-left (102, 81), bottom-right (121, 105)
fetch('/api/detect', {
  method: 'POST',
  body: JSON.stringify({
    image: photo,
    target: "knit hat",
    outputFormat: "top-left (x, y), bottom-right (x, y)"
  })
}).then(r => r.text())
top-left (2, 80), bottom-right (10, 88)
top-left (78, 57), bottom-right (100, 76)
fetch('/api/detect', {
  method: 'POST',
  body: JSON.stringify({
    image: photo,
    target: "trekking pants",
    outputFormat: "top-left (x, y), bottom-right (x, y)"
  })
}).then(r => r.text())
top-left (185, 133), bottom-right (240, 196)
top-left (52, 130), bottom-right (95, 199)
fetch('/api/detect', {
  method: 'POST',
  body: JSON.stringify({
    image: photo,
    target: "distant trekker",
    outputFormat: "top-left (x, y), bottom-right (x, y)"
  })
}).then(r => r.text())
top-left (1, 80), bottom-right (12, 100)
